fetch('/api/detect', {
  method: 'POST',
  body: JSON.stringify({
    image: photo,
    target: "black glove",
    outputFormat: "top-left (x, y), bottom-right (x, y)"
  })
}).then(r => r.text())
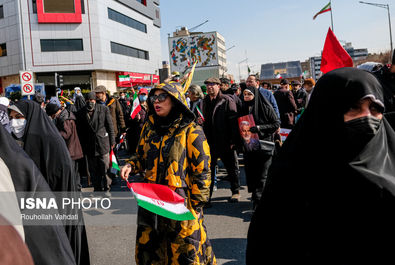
top-left (249, 126), bottom-right (259, 134)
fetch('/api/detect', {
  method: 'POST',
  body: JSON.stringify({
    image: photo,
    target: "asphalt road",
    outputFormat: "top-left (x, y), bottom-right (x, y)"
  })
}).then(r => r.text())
top-left (83, 152), bottom-right (252, 265)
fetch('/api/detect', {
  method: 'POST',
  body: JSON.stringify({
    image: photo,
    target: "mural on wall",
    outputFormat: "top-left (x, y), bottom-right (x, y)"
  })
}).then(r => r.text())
top-left (169, 33), bottom-right (218, 72)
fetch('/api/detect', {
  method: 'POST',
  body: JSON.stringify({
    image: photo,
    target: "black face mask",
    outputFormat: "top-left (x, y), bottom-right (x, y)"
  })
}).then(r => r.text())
top-left (87, 102), bottom-right (95, 111)
top-left (343, 116), bottom-right (382, 160)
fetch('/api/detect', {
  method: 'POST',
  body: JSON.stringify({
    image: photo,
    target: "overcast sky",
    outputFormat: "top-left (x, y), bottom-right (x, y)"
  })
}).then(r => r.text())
top-left (160, 0), bottom-right (394, 80)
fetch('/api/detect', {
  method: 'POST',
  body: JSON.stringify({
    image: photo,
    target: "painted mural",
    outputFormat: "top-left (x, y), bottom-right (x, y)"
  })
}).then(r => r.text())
top-left (169, 33), bottom-right (218, 72)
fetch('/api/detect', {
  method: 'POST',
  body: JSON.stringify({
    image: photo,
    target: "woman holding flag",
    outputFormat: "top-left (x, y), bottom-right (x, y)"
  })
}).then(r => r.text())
top-left (121, 82), bottom-right (216, 265)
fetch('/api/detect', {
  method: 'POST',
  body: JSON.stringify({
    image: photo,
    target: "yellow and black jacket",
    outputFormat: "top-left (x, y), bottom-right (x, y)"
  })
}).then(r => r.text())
top-left (127, 82), bottom-right (216, 264)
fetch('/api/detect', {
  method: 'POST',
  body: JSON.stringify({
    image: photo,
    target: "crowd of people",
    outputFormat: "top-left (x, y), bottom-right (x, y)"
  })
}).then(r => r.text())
top-left (0, 57), bottom-right (394, 264)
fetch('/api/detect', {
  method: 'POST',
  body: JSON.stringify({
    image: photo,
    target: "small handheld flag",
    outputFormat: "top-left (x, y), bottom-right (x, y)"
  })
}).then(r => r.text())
top-left (109, 149), bottom-right (120, 174)
top-left (127, 182), bottom-right (195, 221)
top-left (130, 93), bottom-right (141, 119)
top-left (196, 106), bottom-right (205, 122)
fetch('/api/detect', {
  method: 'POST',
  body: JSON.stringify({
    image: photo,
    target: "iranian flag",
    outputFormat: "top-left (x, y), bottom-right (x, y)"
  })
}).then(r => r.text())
top-left (196, 106), bottom-right (205, 121)
top-left (127, 182), bottom-right (195, 221)
top-left (109, 149), bottom-right (120, 174)
top-left (313, 2), bottom-right (331, 20)
top-left (118, 74), bottom-right (131, 86)
top-left (130, 93), bottom-right (141, 119)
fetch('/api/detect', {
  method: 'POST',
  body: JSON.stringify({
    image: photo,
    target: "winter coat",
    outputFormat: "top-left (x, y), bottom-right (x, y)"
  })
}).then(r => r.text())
top-left (76, 104), bottom-right (115, 156)
top-left (202, 91), bottom-right (240, 154)
top-left (56, 109), bottom-right (83, 160)
top-left (127, 82), bottom-right (216, 265)
top-left (274, 88), bottom-right (298, 129)
top-left (105, 95), bottom-right (126, 136)
top-left (292, 88), bottom-right (307, 111)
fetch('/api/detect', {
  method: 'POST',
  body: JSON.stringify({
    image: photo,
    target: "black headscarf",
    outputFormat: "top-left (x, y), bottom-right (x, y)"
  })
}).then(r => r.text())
top-left (14, 100), bottom-right (76, 192)
top-left (241, 86), bottom-right (280, 140)
top-left (0, 123), bottom-right (76, 265)
top-left (247, 68), bottom-right (395, 264)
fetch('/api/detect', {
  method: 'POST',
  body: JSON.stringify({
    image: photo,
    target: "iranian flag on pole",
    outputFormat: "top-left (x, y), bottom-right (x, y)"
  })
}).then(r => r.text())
top-left (130, 93), bottom-right (141, 119)
top-left (127, 182), bottom-right (195, 221)
top-left (313, 2), bottom-right (331, 20)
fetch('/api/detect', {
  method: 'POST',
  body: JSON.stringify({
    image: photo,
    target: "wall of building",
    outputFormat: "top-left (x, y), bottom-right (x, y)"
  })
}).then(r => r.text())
top-left (92, 70), bottom-right (117, 94)
top-left (0, 0), bottom-right (161, 81)
top-left (0, 0), bottom-right (23, 77)
top-left (1, 74), bottom-right (20, 88)
top-left (168, 32), bottom-right (221, 73)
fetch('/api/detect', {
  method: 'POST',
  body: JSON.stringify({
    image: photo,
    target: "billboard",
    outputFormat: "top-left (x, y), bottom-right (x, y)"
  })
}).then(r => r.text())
top-left (169, 33), bottom-right (219, 73)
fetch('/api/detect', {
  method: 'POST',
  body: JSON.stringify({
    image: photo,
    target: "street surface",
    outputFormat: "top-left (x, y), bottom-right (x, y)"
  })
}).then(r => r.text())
top-left (83, 151), bottom-right (252, 265)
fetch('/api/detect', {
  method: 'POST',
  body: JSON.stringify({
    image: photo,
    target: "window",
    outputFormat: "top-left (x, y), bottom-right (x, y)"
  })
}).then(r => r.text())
top-left (0, 5), bottom-right (4, 19)
top-left (40, 39), bottom-right (83, 52)
top-left (111, 42), bottom-right (149, 60)
top-left (43, 0), bottom-right (75, 13)
top-left (80, 0), bottom-right (85, 14)
top-left (155, 9), bottom-right (160, 19)
top-left (0, 43), bottom-right (6, 57)
top-left (136, 0), bottom-right (146, 5)
top-left (32, 0), bottom-right (37, 14)
top-left (108, 8), bottom-right (147, 33)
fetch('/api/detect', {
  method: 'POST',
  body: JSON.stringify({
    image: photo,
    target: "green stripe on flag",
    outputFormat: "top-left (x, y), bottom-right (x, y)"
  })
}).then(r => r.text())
top-left (137, 200), bottom-right (195, 221)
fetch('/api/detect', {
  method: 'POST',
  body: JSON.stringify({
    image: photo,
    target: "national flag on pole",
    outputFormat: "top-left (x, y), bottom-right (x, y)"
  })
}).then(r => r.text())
top-left (275, 73), bottom-right (282, 79)
top-left (196, 105), bottom-right (205, 121)
top-left (320, 27), bottom-right (353, 74)
top-left (313, 2), bottom-right (331, 20)
top-left (130, 93), bottom-right (141, 119)
top-left (109, 149), bottom-right (120, 173)
top-left (127, 182), bottom-right (195, 221)
top-left (247, 66), bottom-right (251, 74)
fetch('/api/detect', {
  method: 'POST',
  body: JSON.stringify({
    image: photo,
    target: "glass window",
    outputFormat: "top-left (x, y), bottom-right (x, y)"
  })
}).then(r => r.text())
top-left (43, 0), bottom-right (75, 13)
top-left (0, 43), bottom-right (7, 57)
top-left (136, 0), bottom-right (146, 5)
top-left (110, 42), bottom-right (149, 60)
top-left (40, 39), bottom-right (83, 52)
top-left (108, 8), bottom-right (147, 33)
top-left (0, 5), bottom-right (4, 19)
top-left (80, 0), bottom-right (85, 14)
top-left (32, 0), bottom-right (37, 14)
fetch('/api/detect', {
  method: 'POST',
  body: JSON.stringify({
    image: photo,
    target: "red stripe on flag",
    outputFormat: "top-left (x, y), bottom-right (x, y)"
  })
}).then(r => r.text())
top-left (127, 182), bottom-right (185, 203)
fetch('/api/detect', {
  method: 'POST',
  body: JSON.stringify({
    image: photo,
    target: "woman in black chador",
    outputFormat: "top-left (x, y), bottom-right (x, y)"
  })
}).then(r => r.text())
top-left (8, 100), bottom-right (90, 265)
top-left (247, 68), bottom-right (395, 264)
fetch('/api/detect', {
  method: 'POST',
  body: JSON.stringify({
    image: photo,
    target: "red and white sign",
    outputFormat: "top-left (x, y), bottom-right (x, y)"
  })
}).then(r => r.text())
top-left (116, 72), bottom-right (160, 87)
top-left (36, 0), bottom-right (82, 24)
top-left (20, 71), bottom-right (35, 96)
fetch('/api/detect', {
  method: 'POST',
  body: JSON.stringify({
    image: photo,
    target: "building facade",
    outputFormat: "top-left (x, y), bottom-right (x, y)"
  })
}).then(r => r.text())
top-left (0, 0), bottom-right (161, 96)
top-left (168, 27), bottom-right (226, 86)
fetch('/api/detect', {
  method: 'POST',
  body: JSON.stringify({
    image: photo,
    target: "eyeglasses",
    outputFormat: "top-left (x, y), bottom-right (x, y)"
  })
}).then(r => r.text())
top-left (150, 93), bottom-right (168, 103)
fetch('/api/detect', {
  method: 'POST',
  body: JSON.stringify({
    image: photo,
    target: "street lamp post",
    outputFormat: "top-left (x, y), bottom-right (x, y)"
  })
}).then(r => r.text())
top-left (359, 1), bottom-right (393, 62)
top-left (238, 58), bottom-right (248, 82)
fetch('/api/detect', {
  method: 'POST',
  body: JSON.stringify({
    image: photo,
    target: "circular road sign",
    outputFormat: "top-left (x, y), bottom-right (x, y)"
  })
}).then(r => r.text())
top-left (21, 72), bottom-right (32, 82)
top-left (23, 83), bottom-right (34, 94)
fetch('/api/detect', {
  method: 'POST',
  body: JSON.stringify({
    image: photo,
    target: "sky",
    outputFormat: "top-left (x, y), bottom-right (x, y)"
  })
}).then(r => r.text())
top-left (159, 0), bottom-right (394, 81)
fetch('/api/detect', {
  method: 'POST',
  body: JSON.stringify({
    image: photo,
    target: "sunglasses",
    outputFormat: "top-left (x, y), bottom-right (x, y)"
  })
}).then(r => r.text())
top-left (150, 93), bottom-right (168, 103)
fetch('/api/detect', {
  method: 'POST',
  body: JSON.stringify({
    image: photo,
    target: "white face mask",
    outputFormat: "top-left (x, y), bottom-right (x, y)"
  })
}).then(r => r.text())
top-left (10, 118), bottom-right (27, 138)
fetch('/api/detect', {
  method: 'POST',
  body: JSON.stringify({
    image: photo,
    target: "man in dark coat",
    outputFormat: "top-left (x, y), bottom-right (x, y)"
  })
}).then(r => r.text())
top-left (94, 85), bottom-right (126, 139)
top-left (46, 103), bottom-right (84, 189)
top-left (202, 77), bottom-right (241, 202)
top-left (220, 77), bottom-right (242, 112)
top-left (291, 80), bottom-right (307, 112)
top-left (274, 79), bottom-right (298, 129)
top-left (76, 92), bottom-right (115, 192)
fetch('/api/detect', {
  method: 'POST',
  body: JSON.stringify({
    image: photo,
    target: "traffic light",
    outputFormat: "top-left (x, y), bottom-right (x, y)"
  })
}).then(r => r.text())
top-left (58, 74), bottom-right (64, 88)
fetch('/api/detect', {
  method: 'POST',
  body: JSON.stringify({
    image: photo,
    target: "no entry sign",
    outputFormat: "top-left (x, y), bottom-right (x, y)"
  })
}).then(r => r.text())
top-left (20, 71), bottom-right (35, 96)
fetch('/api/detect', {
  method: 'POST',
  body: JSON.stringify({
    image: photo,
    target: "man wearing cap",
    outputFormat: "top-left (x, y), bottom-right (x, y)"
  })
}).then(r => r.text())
top-left (93, 85), bottom-right (126, 140)
top-left (46, 103), bottom-right (84, 189)
top-left (202, 77), bottom-right (241, 203)
top-left (273, 79), bottom-right (298, 129)
top-left (220, 77), bottom-right (242, 111)
top-left (246, 75), bottom-right (280, 119)
top-left (291, 80), bottom-right (307, 112)
top-left (76, 92), bottom-right (115, 192)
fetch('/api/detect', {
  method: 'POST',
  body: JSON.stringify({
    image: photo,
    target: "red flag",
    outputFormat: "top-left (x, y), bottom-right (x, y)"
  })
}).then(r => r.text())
top-left (320, 28), bottom-right (353, 74)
